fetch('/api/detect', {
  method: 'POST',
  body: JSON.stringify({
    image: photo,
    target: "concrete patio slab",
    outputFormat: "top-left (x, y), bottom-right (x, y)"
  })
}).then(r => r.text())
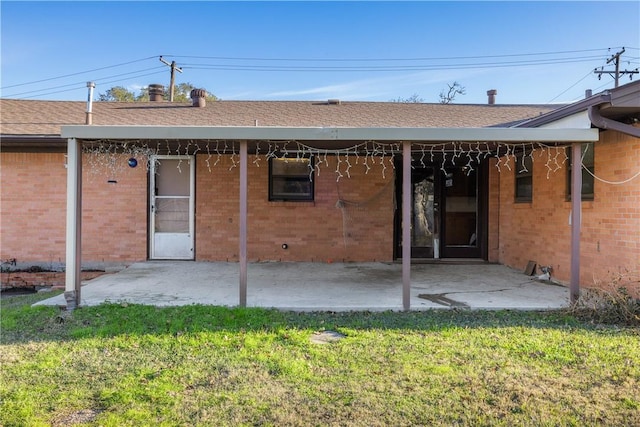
top-left (35, 261), bottom-right (570, 311)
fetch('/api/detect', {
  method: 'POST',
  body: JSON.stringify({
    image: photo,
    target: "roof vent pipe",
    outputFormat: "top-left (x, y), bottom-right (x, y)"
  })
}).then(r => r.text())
top-left (487, 89), bottom-right (497, 105)
top-left (86, 81), bottom-right (95, 125)
top-left (585, 89), bottom-right (593, 98)
top-left (149, 84), bottom-right (165, 102)
top-left (190, 88), bottom-right (207, 107)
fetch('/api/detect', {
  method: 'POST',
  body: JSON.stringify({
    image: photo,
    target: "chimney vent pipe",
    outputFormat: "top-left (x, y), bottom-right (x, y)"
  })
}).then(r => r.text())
top-left (190, 88), bottom-right (207, 107)
top-left (149, 84), bottom-right (165, 102)
top-left (487, 89), bottom-right (497, 105)
top-left (585, 89), bottom-right (593, 98)
top-left (86, 81), bottom-right (95, 125)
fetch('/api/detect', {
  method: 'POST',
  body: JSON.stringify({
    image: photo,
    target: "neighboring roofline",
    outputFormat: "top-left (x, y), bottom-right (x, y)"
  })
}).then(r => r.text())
top-left (516, 93), bottom-right (611, 128)
top-left (1, 135), bottom-right (66, 151)
top-left (517, 80), bottom-right (640, 128)
top-left (1, 134), bottom-right (64, 141)
top-left (61, 125), bottom-right (598, 143)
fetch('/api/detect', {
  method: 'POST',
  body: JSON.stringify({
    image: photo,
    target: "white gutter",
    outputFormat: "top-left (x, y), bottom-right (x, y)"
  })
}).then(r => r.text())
top-left (62, 126), bottom-right (599, 143)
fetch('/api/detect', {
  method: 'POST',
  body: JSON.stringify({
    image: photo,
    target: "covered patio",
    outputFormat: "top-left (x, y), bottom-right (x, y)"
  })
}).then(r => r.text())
top-left (61, 125), bottom-right (597, 310)
top-left (37, 261), bottom-right (570, 311)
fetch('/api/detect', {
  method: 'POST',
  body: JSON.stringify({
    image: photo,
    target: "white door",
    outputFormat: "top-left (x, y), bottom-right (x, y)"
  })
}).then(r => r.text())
top-left (150, 156), bottom-right (195, 259)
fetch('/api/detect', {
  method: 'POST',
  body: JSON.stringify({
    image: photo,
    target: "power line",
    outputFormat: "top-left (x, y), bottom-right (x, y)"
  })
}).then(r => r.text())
top-left (3, 67), bottom-right (166, 98)
top-left (180, 55), bottom-right (607, 73)
top-left (4, 47), bottom-right (635, 100)
top-left (546, 71), bottom-right (594, 103)
top-left (593, 48), bottom-right (639, 87)
top-left (17, 72), bottom-right (167, 100)
top-left (0, 56), bottom-right (158, 90)
top-left (164, 47), bottom-right (619, 63)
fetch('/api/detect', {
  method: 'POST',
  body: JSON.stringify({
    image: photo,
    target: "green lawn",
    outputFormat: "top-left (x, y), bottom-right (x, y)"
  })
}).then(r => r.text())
top-left (1, 291), bottom-right (638, 426)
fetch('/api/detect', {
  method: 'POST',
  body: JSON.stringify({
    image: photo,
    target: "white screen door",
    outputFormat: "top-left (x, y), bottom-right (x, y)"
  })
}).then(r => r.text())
top-left (150, 156), bottom-right (195, 259)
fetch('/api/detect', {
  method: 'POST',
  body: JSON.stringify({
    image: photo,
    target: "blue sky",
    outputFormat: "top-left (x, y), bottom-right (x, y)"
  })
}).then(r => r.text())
top-left (1, 1), bottom-right (638, 104)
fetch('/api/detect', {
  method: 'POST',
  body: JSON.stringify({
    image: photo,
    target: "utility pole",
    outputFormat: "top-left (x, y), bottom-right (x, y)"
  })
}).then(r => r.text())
top-left (593, 48), bottom-right (639, 88)
top-left (159, 56), bottom-right (183, 101)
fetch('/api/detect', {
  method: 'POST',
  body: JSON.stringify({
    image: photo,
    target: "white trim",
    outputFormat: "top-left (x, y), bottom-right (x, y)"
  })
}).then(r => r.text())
top-left (62, 125), bottom-right (599, 143)
top-left (149, 155), bottom-right (195, 260)
top-left (539, 111), bottom-right (592, 129)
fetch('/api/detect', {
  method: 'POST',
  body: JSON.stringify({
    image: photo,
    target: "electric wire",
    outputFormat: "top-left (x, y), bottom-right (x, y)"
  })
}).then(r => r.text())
top-left (163, 47), bottom-right (619, 62)
top-left (583, 165), bottom-right (640, 184)
top-left (179, 54), bottom-right (607, 71)
top-left (1, 48), bottom-right (632, 100)
top-left (3, 66), bottom-right (166, 98)
top-left (0, 56), bottom-right (158, 90)
top-left (546, 71), bottom-right (594, 103)
top-left (581, 144), bottom-right (640, 185)
top-left (15, 70), bottom-right (167, 100)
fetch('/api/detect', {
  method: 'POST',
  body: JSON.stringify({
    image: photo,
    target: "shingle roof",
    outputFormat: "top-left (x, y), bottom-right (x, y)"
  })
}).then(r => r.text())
top-left (1, 99), bottom-right (560, 136)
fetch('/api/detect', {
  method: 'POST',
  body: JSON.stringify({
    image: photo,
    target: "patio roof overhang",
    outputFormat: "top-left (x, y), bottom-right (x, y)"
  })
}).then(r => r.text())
top-left (62, 125), bottom-right (599, 143)
top-left (61, 125), bottom-right (598, 311)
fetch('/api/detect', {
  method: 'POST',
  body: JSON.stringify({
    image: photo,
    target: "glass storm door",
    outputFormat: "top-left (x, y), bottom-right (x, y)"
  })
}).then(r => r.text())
top-left (150, 156), bottom-right (195, 260)
top-left (441, 166), bottom-right (480, 258)
top-left (395, 159), bottom-right (485, 260)
top-left (411, 167), bottom-right (437, 258)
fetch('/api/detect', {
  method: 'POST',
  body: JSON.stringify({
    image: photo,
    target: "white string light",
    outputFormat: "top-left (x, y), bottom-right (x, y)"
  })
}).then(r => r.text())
top-left (81, 139), bottom-right (577, 183)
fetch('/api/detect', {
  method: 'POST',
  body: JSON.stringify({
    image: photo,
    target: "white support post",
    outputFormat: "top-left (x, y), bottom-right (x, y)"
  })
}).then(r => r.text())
top-left (402, 141), bottom-right (411, 310)
top-left (239, 140), bottom-right (248, 307)
top-left (65, 138), bottom-right (82, 310)
top-left (570, 142), bottom-right (582, 304)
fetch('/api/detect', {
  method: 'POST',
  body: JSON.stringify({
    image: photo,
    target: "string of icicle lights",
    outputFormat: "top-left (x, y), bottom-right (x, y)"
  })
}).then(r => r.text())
top-left (82, 139), bottom-right (571, 180)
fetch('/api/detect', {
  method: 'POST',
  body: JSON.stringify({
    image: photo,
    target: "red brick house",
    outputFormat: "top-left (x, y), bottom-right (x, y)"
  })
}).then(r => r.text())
top-left (2, 82), bottom-right (637, 308)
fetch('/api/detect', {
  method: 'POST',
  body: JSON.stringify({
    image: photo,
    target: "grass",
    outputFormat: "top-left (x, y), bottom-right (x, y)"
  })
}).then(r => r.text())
top-left (1, 292), bottom-right (639, 426)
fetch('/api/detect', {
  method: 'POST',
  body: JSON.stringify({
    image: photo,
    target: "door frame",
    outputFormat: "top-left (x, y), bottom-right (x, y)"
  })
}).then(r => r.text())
top-left (394, 155), bottom-right (488, 260)
top-left (149, 155), bottom-right (195, 260)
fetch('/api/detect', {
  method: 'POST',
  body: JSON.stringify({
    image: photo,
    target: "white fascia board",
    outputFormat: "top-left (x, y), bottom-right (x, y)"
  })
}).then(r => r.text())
top-left (539, 111), bottom-right (592, 129)
top-left (61, 125), bottom-right (598, 143)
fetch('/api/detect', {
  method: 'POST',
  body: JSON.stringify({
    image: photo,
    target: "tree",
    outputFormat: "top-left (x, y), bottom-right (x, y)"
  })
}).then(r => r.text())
top-left (438, 81), bottom-right (466, 104)
top-left (98, 82), bottom-right (217, 102)
top-left (390, 93), bottom-right (424, 103)
top-left (98, 86), bottom-right (137, 102)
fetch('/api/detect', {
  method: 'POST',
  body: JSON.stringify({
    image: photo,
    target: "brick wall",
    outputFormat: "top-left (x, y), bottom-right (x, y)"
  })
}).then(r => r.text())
top-left (0, 152), bottom-right (147, 264)
top-left (2, 151), bottom-right (395, 266)
top-left (195, 154), bottom-right (395, 262)
top-left (1, 153), bottom-right (67, 264)
top-left (498, 129), bottom-right (640, 289)
top-left (81, 154), bottom-right (148, 262)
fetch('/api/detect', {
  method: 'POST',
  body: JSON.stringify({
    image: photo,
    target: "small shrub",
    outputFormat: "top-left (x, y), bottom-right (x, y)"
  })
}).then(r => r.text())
top-left (568, 269), bottom-right (640, 326)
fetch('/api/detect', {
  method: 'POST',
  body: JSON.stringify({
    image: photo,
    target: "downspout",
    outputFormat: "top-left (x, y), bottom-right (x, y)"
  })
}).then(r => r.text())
top-left (588, 105), bottom-right (640, 138)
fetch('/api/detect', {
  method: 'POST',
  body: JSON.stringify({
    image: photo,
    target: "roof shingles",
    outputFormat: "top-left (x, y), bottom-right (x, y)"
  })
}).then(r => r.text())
top-left (1, 99), bottom-right (559, 136)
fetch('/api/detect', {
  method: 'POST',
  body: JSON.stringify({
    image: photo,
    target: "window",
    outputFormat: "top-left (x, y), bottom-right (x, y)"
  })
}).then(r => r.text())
top-left (269, 157), bottom-right (314, 201)
top-left (566, 143), bottom-right (594, 201)
top-left (515, 153), bottom-right (533, 202)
